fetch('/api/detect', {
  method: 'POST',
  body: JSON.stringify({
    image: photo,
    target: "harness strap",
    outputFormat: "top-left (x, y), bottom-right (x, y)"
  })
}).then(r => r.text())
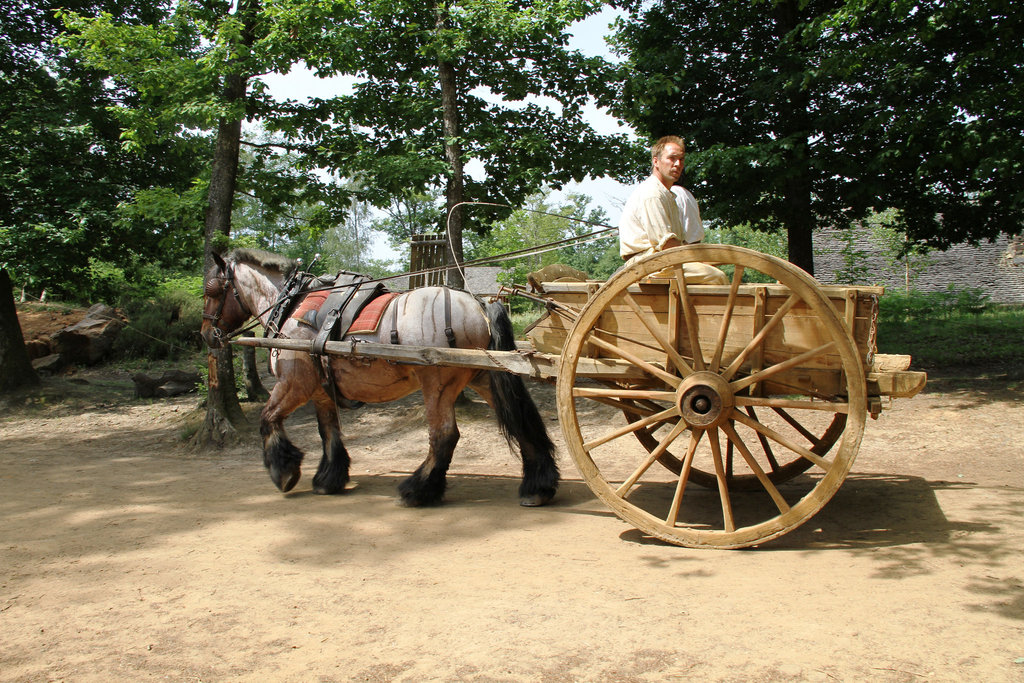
top-left (443, 287), bottom-right (456, 348)
top-left (390, 294), bottom-right (400, 345)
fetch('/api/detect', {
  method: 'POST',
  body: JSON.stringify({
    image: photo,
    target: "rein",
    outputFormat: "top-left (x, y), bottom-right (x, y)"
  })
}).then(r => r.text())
top-left (208, 212), bottom-right (617, 343)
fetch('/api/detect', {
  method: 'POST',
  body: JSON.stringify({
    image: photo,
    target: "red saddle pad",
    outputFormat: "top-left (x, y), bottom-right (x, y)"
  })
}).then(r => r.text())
top-left (347, 292), bottom-right (399, 336)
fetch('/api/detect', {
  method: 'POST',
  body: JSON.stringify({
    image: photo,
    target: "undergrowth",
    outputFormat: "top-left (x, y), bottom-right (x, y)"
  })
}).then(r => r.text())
top-left (876, 287), bottom-right (1024, 374)
top-left (112, 275), bottom-right (205, 361)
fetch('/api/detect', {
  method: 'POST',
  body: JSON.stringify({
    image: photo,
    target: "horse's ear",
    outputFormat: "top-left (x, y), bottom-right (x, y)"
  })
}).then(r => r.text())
top-left (212, 251), bottom-right (227, 272)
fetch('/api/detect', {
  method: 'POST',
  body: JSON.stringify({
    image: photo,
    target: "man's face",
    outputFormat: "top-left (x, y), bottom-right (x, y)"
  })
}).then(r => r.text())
top-left (652, 143), bottom-right (685, 187)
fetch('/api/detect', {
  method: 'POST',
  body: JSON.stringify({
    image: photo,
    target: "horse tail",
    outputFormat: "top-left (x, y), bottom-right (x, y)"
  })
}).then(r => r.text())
top-left (484, 302), bottom-right (559, 505)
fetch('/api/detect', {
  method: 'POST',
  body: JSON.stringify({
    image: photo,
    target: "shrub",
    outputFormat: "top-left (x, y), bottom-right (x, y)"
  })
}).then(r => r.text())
top-left (113, 274), bottom-right (205, 360)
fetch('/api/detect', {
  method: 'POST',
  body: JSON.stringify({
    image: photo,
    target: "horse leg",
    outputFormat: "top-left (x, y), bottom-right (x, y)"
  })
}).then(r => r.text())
top-left (398, 368), bottom-right (472, 507)
top-left (260, 377), bottom-right (312, 493)
top-left (310, 389), bottom-right (351, 495)
top-left (468, 371), bottom-right (559, 507)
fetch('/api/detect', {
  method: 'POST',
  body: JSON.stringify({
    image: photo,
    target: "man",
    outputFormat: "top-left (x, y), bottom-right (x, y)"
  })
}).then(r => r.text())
top-left (670, 185), bottom-right (705, 245)
top-left (618, 136), bottom-right (725, 282)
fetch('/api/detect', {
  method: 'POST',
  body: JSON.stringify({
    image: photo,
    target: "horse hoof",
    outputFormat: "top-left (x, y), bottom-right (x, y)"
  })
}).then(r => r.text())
top-left (519, 494), bottom-right (552, 507)
top-left (314, 481), bottom-right (357, 495)
top-left (270, 465), bottom-right (301, 492)
top-left (398, 492), bottom-right (444, 507)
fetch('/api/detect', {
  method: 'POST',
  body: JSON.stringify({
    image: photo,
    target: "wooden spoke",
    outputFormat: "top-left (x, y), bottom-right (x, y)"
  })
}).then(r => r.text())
top-left (710, 266), bottom-right (745, 373)
top-left (721, 422), bottom-right (791, 514)
top-left (666, 430), bottom-right (703, 526)
top-left (731, 409), bottom-right (832, 472)
top-left (556, 244), bottom-right (867, 548)
top-left (573, 386), bottom-right (677, 402)
top-left (585, 333), bottom-right (682, 388)
top-left (734, 395), bottom-right (851, 414)
top-left (774, 407), bottom-right (827, 446)
top-left (586, 394), bottom-right (669, 416)
top-left (721, 293), bottom-right (799, 381)
top-left (582, 406), bottom-right (678, 452)
top-left (708, 428), bottom-right (735, 532)
top-left (618, 398), bottom-right (666, 419)
top-left (615, 420), bottom-right (689, 497)
top-left (745, 406), bottom-right (780, 471)
top-left (623, 292), bottom-right (695, 377)
top-left (729, 341), bottom-right (837, 394)
top-left (672, 266), bottom-right (705, 371)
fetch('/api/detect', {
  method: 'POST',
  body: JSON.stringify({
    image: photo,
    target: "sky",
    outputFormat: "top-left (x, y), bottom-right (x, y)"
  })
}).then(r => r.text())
top-left (258, 6), bottom-right (637, 261)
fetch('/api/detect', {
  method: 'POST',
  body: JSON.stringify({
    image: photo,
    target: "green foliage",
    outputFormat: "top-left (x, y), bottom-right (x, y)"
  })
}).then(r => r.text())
top-left (371, 191), bottom-right (445, 263)
top-left (864, 211), bottom-right (936, 291)
top-left (275, 0), bottom-right (637, 222)
top-left (704, 223), bottom-right (788, 283)
top-left (832, 228), bottom-right (872, 286)
top-left (467, 191), bottom-right (615, 284)
top-left (878, 285), bottom-right (989, 323)
top-left (877, 288), bottom-right (1023, 370)
top-left (611, 0), bottom-right (1024, 269)
top-left (1, 1), bottom-right (206, 301)
top-left (112, 274), bottom-right (205, 360)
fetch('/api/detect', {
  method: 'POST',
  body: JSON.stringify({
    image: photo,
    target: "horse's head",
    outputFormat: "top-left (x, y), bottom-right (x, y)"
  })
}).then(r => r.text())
top-left (201, 252), bottom-right (252, 349)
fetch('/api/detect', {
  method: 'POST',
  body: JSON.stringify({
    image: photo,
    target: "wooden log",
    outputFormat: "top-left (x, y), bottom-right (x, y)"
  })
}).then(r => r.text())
top-left (231, 336), bottom-right (646, 381)
top-left (232, 335), bottom-right (922, 404)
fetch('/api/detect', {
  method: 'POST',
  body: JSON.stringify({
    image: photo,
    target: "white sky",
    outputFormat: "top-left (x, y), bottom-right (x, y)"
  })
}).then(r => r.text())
top-left (259, 6), bottom-right (637, 260)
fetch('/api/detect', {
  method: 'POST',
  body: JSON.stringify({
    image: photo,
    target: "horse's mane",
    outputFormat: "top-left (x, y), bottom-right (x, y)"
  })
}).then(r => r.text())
top-left (227, 248), bottom-right (298, 275)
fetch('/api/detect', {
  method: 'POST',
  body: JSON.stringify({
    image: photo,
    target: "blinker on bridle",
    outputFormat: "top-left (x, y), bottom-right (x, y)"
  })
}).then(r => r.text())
top-left (203, 261), bottom-right (252, 342)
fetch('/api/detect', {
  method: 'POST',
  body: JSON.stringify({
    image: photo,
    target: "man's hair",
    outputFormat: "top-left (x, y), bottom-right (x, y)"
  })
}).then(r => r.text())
top-left (651, 135), bottom-right (685, 160)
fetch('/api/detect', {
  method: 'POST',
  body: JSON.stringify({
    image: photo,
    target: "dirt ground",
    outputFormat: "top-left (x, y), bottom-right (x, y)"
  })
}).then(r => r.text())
top-left (2, 344), bottom-right (1023, 683)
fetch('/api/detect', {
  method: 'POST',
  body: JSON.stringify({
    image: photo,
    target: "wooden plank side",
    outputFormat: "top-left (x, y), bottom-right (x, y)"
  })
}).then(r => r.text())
top-left (534, 280), bottom-right (885, 398)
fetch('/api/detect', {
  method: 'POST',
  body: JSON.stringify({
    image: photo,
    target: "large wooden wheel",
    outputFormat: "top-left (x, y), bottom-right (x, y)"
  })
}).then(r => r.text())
top-left (621, 401), bottom-right (847, 490)
top-left (556, 245), bottom-right (868, 548)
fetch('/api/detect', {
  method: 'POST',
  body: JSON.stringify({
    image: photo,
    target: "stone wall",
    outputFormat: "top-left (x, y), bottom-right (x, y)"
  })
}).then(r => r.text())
top-left (812, 229), bottom-right (1024, 304)
top-left (386, 266), bottom-right (501, 296)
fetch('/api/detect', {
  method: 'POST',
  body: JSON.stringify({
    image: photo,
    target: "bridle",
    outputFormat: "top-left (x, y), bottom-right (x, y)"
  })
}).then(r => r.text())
top-left (203, 260), bottom-right (252, 343)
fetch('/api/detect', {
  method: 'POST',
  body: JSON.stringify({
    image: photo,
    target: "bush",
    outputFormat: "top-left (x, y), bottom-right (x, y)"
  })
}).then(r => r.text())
top-left (113, 274), bottom-right (205, 361)
top-left (876, 286), bottom-right (1024, 371)
top-left (878, 285), bottom-right (989, 323)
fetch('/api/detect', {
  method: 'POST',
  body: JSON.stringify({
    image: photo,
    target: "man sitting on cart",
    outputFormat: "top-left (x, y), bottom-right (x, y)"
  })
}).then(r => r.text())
top-left (618, 135), bottom-right (727, 284)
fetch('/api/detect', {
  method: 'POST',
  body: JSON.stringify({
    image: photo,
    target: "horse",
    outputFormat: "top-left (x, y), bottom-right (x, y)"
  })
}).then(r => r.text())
top-left (200, 248), bottom-right (559, 508)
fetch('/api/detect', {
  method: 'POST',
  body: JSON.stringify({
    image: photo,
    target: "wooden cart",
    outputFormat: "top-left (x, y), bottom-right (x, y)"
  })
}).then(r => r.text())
top-left (238, 245), bottom-right (926, 549)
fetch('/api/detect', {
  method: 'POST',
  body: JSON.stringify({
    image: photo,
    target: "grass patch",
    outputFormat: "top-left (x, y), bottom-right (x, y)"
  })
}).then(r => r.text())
top-left (510, 306), bottom-right (546, 339)
top-left (876, 288), bottom-right (1024, 375)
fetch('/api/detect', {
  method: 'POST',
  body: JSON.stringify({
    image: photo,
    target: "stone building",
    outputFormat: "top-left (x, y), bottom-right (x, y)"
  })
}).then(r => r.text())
top-left (812, 228), bottom-right (1024, 304)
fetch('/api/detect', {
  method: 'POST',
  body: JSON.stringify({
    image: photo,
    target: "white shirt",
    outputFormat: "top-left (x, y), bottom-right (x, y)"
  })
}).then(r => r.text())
top-left (618, 175), bottom-right (685, 258)
top-left (671, 185), bottom-right (705, 244)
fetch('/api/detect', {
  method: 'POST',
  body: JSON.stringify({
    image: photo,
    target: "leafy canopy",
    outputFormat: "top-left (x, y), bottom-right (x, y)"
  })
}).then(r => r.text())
top-left (610, 0), bottom-right (1024, 269)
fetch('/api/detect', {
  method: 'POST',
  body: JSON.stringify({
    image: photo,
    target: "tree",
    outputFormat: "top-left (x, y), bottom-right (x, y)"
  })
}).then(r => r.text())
top-left (63, 0), bottom-right (273, 445)
top-left (371, 191), bottom-right (445, 264)
top-left (1, 0), bottom-right (205, 301)
top-left (0, 268), bottom-right (39, 392)
top-left (467, 191), bottom-right (616, 288)
top-left (611, 0), bottom-right (1024, 274)
top-left (277, 0), bottom-right (636, 287)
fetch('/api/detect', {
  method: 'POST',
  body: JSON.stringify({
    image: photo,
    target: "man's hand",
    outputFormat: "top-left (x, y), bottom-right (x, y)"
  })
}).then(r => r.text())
top-left (660, 235), bottom-right (682, 250)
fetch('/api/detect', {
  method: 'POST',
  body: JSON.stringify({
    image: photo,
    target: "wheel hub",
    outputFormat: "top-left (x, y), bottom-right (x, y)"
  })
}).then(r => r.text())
top-left (677, 371), bottom-right (735, 429)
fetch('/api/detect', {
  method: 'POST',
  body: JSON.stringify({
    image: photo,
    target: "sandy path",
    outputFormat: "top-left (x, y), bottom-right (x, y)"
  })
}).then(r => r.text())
top-left (2, 374), bottom-right (1023, 682)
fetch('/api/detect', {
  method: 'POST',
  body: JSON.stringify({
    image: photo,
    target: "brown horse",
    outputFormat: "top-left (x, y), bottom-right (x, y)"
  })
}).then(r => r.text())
top-left (200, 249), bottom-right (558, 507)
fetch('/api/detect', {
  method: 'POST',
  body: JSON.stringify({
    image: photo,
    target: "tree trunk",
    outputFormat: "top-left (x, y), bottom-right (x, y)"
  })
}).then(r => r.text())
top-left (435, 3), bottom-right (465, 290)
top-left (193, 346), bottom-right (248, 449)
top-left (0, 268), bottom-right (40, 392)
top-left (775, 0), bottom-right (816, 275)
top-left (195, 0), bottom-right (259, 447)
